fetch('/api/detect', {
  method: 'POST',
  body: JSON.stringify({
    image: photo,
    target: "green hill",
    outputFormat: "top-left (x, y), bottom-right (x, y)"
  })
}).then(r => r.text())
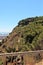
top-left (0, 16), bottom-right (43, 53)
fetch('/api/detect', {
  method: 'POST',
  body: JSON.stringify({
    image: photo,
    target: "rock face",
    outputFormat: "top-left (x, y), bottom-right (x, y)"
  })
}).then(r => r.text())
top-left (0, 16), bottom-right (43, 53)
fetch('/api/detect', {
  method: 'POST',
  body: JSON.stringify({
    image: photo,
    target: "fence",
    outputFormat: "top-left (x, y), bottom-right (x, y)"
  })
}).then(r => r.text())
top-left (0, 50), bottom-right (43, 65)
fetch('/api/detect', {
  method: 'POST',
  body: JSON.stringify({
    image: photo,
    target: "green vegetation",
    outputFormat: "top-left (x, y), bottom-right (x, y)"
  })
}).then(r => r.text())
top-left (0, 60), bottom-right (3, 65)
top-left (0, 16), bottom-right (43, 52)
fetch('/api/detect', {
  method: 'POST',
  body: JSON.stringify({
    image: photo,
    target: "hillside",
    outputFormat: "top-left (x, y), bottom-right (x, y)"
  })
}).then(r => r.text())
top-left (0, 33), bottom-right (8, 40)
top-left (0, 36), bottom-right (5, 40)
top-left (0, 16), bottom-right (43, 53)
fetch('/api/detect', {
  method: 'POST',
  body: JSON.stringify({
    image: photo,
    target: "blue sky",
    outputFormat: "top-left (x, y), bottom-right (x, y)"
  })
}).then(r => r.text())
top-left (0, 0), bottom-right (43, 32)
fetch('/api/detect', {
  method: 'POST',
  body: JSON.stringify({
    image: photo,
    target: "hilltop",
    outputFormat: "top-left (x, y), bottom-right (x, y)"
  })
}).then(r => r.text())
top-left (0, 16), bottom-right (43, 53)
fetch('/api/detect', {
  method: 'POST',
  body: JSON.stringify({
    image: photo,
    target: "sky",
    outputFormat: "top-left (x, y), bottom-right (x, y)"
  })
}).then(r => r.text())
top-left (0, 0), bottom-right (43, 33)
